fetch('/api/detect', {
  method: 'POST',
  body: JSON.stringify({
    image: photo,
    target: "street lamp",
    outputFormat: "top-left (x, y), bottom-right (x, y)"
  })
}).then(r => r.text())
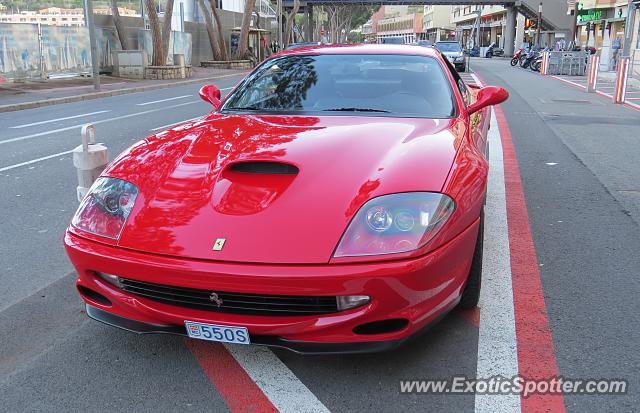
top-left (536, 1), bottom-right (542, 47)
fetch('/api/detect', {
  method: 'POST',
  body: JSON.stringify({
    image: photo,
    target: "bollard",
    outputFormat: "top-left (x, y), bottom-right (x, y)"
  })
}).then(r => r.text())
top-left (540, 52), bottom-right (550, 75)
top-left (586, 55), bottom-right (600, 93)
top-left (613, 57), bottom-right (630, 104)
top-left (72, 124), bottom-right (108, 202)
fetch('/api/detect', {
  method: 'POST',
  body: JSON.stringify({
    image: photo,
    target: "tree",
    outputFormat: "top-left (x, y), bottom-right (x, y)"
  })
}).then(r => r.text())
top-left (161, 0), bottom-right (174, 63)
top-left (236, 0), bottom-right (256, 59)
top-left (207, 0), bottom-right (228, 61)
top-left (110, 0), bottom-right (128, 50)
top-left (143, 0), bottom-right (164, 65)
top-left (197, 0), bottom-right (222, 60)
top-left (283, 0), bottom-right (300, 47)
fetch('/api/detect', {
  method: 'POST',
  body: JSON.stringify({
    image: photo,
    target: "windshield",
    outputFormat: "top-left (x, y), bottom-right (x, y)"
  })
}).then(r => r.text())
top-left (221, 54), bottom-right (455, 118)
top-left (435, 43), bottom-right (462, 53)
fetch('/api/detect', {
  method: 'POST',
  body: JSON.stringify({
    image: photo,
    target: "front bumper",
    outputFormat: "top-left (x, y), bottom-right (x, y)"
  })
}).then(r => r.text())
top-left (65, 219), bottom-right (479, 354)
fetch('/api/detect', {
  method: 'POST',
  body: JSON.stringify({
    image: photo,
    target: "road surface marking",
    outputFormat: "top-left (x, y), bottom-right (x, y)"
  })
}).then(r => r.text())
top-left (185, 340), bottom-right (278, 413)
top-left (551, 76), bottom-right (586, 89)
top-left (136, 95), bottom-right (192, 106)
top-left (8, 110), bottom-right (111, 129)
top-left (150, 117), bottom-right (202, 131)
top-left (0, 149), bottom-right (74, 172)
top-left (494, 104), bottom-right (566, 412)
top-left (474, 108), bottom-right (521, 413)
top-left (225, 344), bottom-right (331, 413)
top-left (0, 100), bottom-right (200, 145)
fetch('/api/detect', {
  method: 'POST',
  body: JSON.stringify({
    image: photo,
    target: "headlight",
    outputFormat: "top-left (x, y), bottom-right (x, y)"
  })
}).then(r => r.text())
top-left (71, 177), bottom-right (139, 240)
top-left (334, 192), bottom-right (455, 258)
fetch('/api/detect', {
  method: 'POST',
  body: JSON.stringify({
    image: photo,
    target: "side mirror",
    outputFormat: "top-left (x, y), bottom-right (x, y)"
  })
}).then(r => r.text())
top-left (199, 84), bottom-right (222, 109)
top-left (467, 86), bottom-right (509, 115)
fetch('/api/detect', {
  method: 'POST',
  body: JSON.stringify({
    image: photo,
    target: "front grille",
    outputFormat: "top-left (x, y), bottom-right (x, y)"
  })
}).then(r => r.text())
top-left (119, 278), bottom-right (339, 316)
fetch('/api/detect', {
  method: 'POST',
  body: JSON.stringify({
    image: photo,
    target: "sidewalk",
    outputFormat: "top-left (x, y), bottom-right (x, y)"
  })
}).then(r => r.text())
top-left (0, 67), bottom-right (248, 112)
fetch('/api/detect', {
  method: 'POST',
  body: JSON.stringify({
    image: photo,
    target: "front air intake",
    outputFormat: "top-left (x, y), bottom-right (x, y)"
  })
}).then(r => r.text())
top-left (230, 161), bottom-right (299, 175)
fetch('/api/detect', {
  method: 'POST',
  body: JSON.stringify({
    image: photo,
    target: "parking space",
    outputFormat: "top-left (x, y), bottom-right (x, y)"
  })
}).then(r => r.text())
top-left (2, 58), bottom-right (639, 413)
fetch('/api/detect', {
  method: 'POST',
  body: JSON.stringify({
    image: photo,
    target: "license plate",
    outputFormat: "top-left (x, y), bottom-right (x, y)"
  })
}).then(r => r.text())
top-left (184, 321), bottom-right (250, 345)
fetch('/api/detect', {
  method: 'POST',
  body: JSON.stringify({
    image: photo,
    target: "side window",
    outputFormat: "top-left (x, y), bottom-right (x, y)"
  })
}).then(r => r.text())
top-left (442, 55), bottom-right (469, 106)
top-left (457, 79), bottom-right (470, 106)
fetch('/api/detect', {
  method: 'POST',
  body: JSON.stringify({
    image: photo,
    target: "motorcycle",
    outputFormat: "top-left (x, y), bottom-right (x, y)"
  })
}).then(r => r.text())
top-left (530, 47), bottom-right (553, 72)
top-left (486, 42), bottom-right (504, 58)
top-left (511, 48), bottom-right (525, 66)
top-left (520, 48), bottom-right (540, 69)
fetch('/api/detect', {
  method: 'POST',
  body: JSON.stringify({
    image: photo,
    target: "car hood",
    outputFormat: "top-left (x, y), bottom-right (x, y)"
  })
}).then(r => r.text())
top-left (107, 114), bottom-right (464, 264)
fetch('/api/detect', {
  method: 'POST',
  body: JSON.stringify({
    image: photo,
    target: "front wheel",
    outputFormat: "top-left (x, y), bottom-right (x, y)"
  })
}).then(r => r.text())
top-left (459, 209), bottom-right (483, 309)
top-left (510, 57), bottom-right (519, 66)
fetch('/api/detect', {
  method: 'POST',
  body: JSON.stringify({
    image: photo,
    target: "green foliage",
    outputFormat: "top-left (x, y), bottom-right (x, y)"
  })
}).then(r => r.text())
top-left (347, 31), bottom-right (364, 44)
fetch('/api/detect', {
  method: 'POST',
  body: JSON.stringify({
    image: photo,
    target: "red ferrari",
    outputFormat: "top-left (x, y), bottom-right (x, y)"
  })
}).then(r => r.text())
top-left (64, 44), bottom-right (508, 354)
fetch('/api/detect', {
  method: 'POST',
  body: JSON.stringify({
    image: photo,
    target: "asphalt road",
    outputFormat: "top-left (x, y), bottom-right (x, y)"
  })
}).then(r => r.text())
top-left (1, 60), bottom-right (638, 412)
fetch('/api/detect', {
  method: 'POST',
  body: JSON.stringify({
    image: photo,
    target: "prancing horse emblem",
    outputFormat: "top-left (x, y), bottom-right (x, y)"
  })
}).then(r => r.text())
top-left (209, 292), bottom-right (223, 307)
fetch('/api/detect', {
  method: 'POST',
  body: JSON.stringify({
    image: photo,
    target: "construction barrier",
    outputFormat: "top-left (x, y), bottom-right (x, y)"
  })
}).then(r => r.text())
top-left (546, 51), bottom-right (588, 76)
top-left (613, 57), bottom-right (630, 104)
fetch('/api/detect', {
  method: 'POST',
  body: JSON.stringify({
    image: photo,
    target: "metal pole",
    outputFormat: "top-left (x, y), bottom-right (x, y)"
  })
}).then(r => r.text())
top-left (622, 0), bottom-right (636, 57)
top-left (277, 0), bottom-right (282, 49)
top-left (572, 0), bottom-right (579, 44)
top-left (536, 1), bottom-right (542, 47)
top-left (84, 0), bottom-right (100, 91)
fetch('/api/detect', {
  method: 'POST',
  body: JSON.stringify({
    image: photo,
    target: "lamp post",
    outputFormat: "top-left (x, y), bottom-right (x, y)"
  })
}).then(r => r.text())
top-left (84, 0), bottom-right (100, 91)
top-left (622, 0), bottom-right (636, 57)
top-left (536, 1), bottom-right (542, 47)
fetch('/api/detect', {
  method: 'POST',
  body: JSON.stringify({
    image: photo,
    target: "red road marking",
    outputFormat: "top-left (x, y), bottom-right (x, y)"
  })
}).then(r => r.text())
top-left (494, 105), bottom-right (566, 413)
top-left (185, 339), bottom-right (278, 413)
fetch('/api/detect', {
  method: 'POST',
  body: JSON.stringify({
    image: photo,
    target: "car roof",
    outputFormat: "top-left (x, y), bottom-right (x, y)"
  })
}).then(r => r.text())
top-left (275, 43), bottom-right (440, 58)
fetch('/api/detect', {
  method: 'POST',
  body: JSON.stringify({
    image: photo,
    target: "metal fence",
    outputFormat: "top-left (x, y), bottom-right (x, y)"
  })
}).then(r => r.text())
top-left (546, 51), bottom-right (588, 76)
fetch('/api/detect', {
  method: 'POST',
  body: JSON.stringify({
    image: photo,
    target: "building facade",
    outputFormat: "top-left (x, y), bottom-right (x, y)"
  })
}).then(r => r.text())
top-left (423, 5), bottom-right (455, 43)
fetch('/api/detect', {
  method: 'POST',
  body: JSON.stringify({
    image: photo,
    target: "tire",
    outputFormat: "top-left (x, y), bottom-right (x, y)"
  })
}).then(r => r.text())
top-left (519, 56), bottom-right (527, 67)
top-left (458, 65), bottom-right (466, 72)
top-left (510, 58), bottom-right (519, 66)
top-left (531, 61), bottom-right (541, 72)
top-left (459, 208), bottom-right (483, 309)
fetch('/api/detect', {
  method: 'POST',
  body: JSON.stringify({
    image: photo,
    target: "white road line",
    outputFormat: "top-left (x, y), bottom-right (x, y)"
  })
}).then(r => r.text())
top-left (0, 100), bottom-right (200, 145)
top-left (136, 95), bottom-right (191, 106)
top-left (9, 110), bottom-right (111, 129)
top-left (225, 344), bottom-right (331, 413)
top-left (0, 149), bottom-right (73, 172)
top-left (474, 109), bottom-right (520, 413)
top-left (150, 116), bottom-right (202, 131)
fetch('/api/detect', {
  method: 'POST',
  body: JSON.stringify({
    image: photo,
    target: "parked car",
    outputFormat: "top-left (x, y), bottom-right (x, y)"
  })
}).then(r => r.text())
top-left (435, 41), bottom-right (466, 72)
top-left (65, 44), bottom-right (508, 354)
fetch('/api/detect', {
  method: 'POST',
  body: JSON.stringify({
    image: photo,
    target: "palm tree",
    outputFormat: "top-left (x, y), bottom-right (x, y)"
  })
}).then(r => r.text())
top-left (143, 0), bottom-right (164, 65)
top-left (110, 0), bottom-right (128, 50)
top-left (161, 0), bottom-right (175, 62)
top-left (236, 0), bottom-right (256, 59)
top-left (208, 0), bottom-right (228, 61)
top-left (197, 0), bottom-right (222, 60)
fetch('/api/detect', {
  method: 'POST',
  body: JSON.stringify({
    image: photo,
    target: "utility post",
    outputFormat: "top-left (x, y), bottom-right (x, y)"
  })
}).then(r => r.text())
top-left (536, 1), bottom-right (543, 47)
top-left (277, 0), bottom-right (283, 49)
top-left (571, 0), bottom-right (579, 44)
top-left (84, 0), bottom-right (100, 91)
top-left (622, 0), bottom-right (636, 57)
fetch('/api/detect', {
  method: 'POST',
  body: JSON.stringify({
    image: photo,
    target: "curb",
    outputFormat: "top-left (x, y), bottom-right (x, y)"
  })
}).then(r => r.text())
top-left (0, 72), bottom-right (248, 113)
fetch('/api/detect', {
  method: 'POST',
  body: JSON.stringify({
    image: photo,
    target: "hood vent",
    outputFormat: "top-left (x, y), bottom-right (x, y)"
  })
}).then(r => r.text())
top-left (230, 161), bottom-right (299, 175)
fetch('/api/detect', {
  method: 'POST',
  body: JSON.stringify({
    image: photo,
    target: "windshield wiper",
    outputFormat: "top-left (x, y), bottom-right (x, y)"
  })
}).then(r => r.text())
top-left (323, 107), bottom-right (390, 113)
